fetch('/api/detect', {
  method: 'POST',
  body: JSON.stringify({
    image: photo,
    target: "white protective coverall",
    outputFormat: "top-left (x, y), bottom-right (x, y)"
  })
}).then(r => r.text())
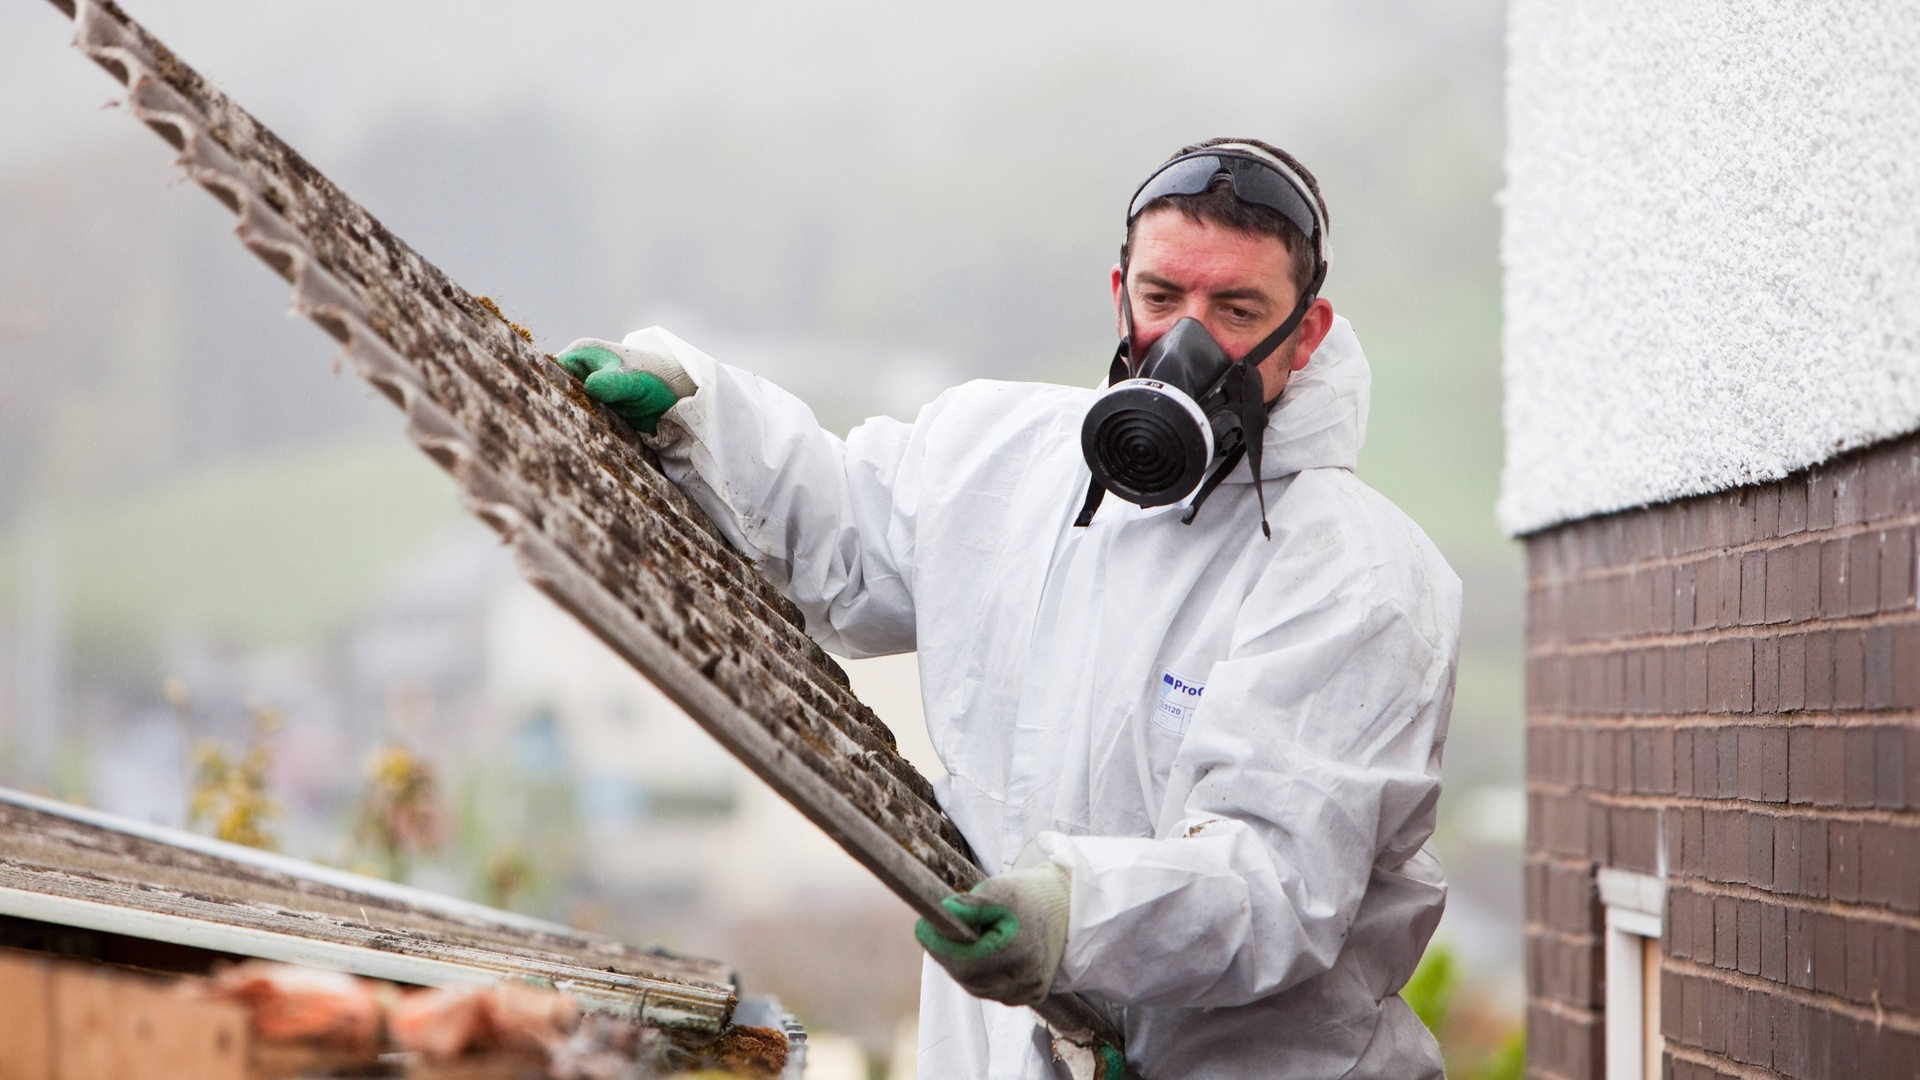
top-left (638, 315), bottom-right (1460, 1079)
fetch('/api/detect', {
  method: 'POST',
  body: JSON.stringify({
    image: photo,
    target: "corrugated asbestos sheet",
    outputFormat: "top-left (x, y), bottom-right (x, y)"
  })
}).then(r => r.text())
top-left (0, 789), bottom-right (736, 1032)
top-left (38, 0), bottom-right (1127, 1057)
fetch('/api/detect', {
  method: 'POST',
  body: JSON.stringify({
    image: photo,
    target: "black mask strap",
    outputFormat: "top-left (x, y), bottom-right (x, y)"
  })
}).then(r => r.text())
top-left (1181, 264), bottom-right (1325, 539)
top-left (1072, 475), bottom-right (1107, 529)
top-left (1073, 344), bottom-right (1134, 528)
top-left (1117, 278), bottom-right (1140, 372)
top-left (1232, 360), bottom-right (1274, 539)
top-left (1235, 261), bottom-right (1327, 374)
top-left (1178, 361), bottom-right (1273, 537)
top-left (1179, 444), bottom-right (1246, 527)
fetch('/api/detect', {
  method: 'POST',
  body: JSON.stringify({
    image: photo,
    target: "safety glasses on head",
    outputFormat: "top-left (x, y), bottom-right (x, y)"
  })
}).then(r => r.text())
top-left (1126, 146), bottom-right (1329, 269)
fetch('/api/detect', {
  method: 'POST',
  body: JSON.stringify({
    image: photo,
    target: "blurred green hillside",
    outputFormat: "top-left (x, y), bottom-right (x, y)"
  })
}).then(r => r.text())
top-left (0, 439), bottom-right (463, 658)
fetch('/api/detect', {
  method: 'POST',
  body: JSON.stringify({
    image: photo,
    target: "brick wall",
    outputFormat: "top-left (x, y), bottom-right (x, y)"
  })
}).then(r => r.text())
top-left (1524, 434), bottom-right (1920, 1080)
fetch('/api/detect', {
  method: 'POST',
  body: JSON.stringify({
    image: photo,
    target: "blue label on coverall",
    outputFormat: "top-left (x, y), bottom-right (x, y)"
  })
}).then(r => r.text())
top-left (1154, 670), bottom-right (1205, 735)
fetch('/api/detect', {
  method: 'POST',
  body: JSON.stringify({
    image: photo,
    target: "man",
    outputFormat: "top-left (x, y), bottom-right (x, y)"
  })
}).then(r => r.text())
top-left (557, 138), bottom-right (1460, 1078)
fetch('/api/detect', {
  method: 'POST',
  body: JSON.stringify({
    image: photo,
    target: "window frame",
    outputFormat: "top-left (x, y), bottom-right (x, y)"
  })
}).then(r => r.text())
top-left (1597, 866), bottom-right (1666, 1080)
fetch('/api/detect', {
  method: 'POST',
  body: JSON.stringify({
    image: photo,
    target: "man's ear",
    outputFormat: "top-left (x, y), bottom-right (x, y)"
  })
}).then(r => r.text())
top-left (1109, 264), bottom-right (1126, 339)
top-left (1289, 298), bottom-right (1335, 372)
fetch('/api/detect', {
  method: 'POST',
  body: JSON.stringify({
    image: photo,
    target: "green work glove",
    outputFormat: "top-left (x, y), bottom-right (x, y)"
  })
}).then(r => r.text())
top-left (914, 864), bottom-right (1071, 1007)
top-left (553, 337), bottom-right (696, 434)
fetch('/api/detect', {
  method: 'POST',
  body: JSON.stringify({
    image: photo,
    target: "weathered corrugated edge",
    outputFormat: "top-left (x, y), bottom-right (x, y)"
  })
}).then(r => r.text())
top-left (0, 788), bottom-right (734, 1031)
top-left (44, 0), bottom-right (1130, 1060)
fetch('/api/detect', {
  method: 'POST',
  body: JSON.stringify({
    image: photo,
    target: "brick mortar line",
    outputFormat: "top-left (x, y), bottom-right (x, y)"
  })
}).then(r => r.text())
top-left (1525, 784), bottom-right (1920, 826)
top-left (1524, 923), bottom-right (1603, 947)
top-left (1524, 852), bottom-right (1601, 876)
top-left (1664, 955), bottom-right (1920, 1036)
top-left (1524, 714), bottom-right (1920, 729)
top-left (1668, 878), bottom-right (1920, 933)
top-left (1524, 709), bottom-right (1920, 726)
top-left (1523, 511), bottom-right (1920, 588)
top-left (1525, 609), bottom-right (1920, 655)
top-left (1525, 852), bottom-right (1601, 869)
top-left (1528, 994), bottom-right (1602, 1024)
top-left (1664, 1044), bottom-right (1796, 1080)
top-left (1526, 519), bottom-right (1920, 589)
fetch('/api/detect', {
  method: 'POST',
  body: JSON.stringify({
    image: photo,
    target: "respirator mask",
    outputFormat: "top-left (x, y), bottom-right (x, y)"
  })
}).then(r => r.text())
top-left (1074, 144), bottom-right (1330, 539)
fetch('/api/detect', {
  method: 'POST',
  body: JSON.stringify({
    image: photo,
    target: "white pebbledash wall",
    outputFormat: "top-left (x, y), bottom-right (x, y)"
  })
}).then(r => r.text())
top-left (1499, 1), bottom-right (1920, 536)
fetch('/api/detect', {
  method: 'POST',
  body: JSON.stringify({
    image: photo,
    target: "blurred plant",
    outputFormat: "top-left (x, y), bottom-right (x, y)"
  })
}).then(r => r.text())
top-left (567, 899), bottom-right (612, 936)
top-left (1405, 938), bottom-right (1462, 1034)
top-left (457, 771), bottom-right (579, 918)
top-left (163, 675), bottom-right (192, 716)
top-left (182, 689), bottom-right (282, 850)
top-left (1406, 942), bottom-right (1525, 1080)
top-left (352, 744), bottom-right (448, 882)
top-left (1477, 1031), bottom-right (1526, 1080)
top-left (482, 845), bottom-right (537, 911)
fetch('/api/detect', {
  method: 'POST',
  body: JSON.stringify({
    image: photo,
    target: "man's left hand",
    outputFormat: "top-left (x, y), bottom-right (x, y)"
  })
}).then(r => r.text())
top-left (914, 864), bottom-right (1071, 1006)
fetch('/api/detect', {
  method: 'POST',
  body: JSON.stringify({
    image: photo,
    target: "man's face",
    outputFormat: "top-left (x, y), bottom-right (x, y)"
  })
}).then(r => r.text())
top-left (1112, 207), bottom-right (1333, 403)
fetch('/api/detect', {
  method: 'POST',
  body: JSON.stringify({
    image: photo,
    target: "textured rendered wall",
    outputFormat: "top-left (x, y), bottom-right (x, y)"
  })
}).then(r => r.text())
top-left (1524, 434), bottom-right (1920, 1079)
top-left (1500, 2), bottom-right (1920, 535)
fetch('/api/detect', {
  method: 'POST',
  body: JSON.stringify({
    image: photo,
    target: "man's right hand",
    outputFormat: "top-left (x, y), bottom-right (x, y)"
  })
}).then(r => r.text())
top-left (554, 337), bottom-right (697, 434)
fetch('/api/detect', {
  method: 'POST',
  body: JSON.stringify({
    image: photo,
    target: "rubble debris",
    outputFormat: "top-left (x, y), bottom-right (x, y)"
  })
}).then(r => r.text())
top-left (546, 1013), bottom-right (675, 1080)
top-left (544, 1015), bottom-right (788, 1080)
top-left (390, 983), bottom-right (582, 1062)
top-left (6, 952), bottom-right (790, 1080)
top-left (202, 960), bottom-right (384, 1051)
top-left (685, 1025), bottom-right (789, 1078)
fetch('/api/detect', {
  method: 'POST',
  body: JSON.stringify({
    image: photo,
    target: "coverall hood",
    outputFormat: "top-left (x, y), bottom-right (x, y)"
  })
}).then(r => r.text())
top-left (1251, 314), bottom-right (1371, 478)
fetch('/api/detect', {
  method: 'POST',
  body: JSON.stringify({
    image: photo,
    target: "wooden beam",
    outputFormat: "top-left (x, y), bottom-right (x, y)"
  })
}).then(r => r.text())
top-left (0, 952), bottom-right (252, 1080)
top-left (50, 963), bottom-right (250, 1080)
top-left (0, 952), bottom-right (55, 1080)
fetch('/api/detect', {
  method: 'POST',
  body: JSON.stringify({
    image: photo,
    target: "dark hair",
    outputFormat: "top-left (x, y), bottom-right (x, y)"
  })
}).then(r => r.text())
top-left (1122, 137), bottom-right (1327, 292)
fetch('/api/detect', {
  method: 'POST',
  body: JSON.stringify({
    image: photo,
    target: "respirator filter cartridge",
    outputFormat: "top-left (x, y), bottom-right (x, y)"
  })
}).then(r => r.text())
top-left (1079, 377), bottom-right (1216, 507)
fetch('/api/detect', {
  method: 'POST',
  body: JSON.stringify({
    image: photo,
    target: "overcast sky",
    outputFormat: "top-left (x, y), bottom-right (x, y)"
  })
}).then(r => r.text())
top-left (3, 1), bottom-right (1495, 174)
